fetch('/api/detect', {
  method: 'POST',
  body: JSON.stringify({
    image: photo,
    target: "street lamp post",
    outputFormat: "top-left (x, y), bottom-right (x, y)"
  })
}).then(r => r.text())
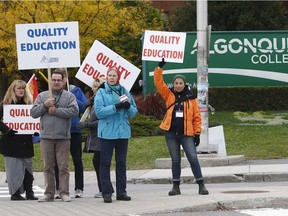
top-left (196, 0), bottom-right (211, 153)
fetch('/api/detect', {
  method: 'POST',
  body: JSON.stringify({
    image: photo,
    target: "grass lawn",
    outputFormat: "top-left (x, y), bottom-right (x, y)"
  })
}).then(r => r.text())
top-left (210, 111), bottom-right (288, 160)
top-left (0, 110), bottom-right (287, 171)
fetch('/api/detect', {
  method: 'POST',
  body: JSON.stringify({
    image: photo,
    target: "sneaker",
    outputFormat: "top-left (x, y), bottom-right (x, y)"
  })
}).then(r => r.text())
top-left (38, 195), bottom-right (54, 202)
top-left (75, 189), bottom-right (83, 198)
top-left (94, 192), bottom-right (102, 198)
top-left (55, 190), bottom-right (60, 199)
top-left (61, 195), bottom-right (72, 202)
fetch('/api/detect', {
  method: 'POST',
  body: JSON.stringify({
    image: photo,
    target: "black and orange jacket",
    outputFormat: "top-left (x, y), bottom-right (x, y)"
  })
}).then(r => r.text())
top-left (154, 67), bottom-right (202, 136)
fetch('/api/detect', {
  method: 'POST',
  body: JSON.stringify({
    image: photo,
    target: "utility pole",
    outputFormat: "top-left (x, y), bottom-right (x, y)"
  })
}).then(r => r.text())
top-left (197, 0), bottom-right (211, 153)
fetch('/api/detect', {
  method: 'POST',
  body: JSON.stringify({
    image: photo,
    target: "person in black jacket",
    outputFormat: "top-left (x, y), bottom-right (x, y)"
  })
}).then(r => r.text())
top-left (0, 80), bottom-right (38, 201)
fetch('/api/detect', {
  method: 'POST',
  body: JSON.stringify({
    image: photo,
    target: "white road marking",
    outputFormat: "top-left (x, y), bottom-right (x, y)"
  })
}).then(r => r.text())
top-left (239, 208), bottom-right (288, 216)
top-left (0, 186), bottom-right (44, 198)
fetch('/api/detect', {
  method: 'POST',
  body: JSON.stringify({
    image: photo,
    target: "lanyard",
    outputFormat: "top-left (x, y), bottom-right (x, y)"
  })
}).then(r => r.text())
top-left (54, 90), bottom-right (63, 108)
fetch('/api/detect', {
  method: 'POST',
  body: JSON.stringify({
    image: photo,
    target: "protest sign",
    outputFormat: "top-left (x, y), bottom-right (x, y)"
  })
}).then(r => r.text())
top-left (3, 105), bottom-right (40, 135)
top-left (76, 40), bottom-right (141, 91)
top-left (16, 21), bottom-right (80, 70)
top-left (142, 30), bottom-right (186, 63)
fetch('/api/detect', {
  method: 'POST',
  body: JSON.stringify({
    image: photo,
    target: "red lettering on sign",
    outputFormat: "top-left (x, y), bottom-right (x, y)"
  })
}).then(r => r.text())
top-left (82, 63), bottom-right (105, 80)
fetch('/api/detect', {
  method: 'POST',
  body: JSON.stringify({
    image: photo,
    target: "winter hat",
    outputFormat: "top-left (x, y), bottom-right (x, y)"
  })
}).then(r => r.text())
top-left (173, 74), bottom-right (186, 85)
top-left (107, 67), bottom-right (121, 84)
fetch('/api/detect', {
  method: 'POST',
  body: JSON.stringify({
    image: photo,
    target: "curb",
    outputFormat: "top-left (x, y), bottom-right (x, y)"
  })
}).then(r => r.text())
top-left (217, 197), bottom-right (288, 210)
top-left (152, 197), bottom-right (288, 214)
top-left (155, 155), bottom-right (246, 169)
top-left (130, 172), bottom-right (288, 184)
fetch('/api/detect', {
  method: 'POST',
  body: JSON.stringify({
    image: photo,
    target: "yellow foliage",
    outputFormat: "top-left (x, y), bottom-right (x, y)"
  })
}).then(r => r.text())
top-left (0, 0), bottom-right (164, 79)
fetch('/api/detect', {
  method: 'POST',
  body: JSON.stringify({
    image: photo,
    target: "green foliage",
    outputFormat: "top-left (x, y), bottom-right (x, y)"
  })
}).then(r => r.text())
top-left (130, 113), bottom-right (163, 137)
top-left (170, 1), bottom-right (196, 32)
top-left (171, 1), bottom-right (288, 31)
top-left (209, 87), bottom-right (288, 111)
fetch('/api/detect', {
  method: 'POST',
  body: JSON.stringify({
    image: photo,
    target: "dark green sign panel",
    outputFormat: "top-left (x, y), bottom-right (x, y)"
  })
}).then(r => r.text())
top-left (142, 31), bottom-right (288, 95)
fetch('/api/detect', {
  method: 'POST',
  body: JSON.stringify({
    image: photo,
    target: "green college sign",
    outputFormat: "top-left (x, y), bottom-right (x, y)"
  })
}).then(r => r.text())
top-left (142, 31), bottom-right (288, 95)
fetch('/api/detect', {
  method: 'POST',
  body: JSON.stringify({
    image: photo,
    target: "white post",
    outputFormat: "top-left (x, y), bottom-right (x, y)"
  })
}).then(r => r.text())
top-left (196, 0), bottom-right (211, 153)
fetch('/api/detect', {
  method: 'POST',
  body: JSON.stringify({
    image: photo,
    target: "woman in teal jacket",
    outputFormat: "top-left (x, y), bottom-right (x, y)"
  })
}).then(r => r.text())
top-left (95, 67), bottom-right (137, 203)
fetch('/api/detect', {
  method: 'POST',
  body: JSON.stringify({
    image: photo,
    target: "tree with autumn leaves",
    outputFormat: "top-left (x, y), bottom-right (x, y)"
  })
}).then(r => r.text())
top-left (0, 0), bottom-right (165, 96)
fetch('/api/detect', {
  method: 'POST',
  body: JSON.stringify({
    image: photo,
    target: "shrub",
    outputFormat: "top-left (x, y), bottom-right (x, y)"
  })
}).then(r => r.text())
top-left (209, 87), bottom-right (288, 111)
top-left (133, 91), bottom-right (166, 120)
top-left (130, 113), bottom-right (163, 137)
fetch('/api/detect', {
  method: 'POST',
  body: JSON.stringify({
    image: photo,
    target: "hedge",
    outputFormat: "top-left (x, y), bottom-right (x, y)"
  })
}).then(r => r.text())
top-left (209, 87), bottom-right (288, 111)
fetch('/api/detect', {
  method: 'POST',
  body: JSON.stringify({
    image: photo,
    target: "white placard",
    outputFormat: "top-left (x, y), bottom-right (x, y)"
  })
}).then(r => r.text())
top-left (142, 30), bottom-right (186, 63)
top-left (3, 105), bottom-right (40, 135)
top-left (75, 40), bottom-right (141, 91)
top-left (16, 21), bottom-right (80, 70)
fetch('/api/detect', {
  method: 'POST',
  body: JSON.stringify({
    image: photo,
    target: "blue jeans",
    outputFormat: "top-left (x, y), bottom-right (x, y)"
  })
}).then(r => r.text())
top-left (164, 131), bottom-right (203, 181)
top-left (100, 138), bottom-right (128, 198)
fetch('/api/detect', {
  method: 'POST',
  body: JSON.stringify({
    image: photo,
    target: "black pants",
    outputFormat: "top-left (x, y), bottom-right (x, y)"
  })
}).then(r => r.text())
top-left (23, 169), bottom-right (34, 194)
top-left (93, 151), bottom-right (101, 192)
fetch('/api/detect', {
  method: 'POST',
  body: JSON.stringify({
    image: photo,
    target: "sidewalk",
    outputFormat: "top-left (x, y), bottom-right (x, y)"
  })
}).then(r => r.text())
top-left (50, 158), bottom-right (287, 185)
top-left (0, 159), bottom-right (288, 216)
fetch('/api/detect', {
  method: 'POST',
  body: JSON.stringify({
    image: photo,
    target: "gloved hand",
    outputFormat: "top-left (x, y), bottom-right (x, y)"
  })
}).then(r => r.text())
top-left (6, 129), bottom-right (18, 136)
top-left (122, 101), bottom-right (130, 109)
top-left (84, 97), bottom-right (94, 110)
top-left (158, 58), bottom-right (166, 68)
top-left (115, 101), bottom-right (130, 110)
top-left (115, 102), bottom-right (124, 110)
top-left (194, 134), bottom-right (200, 147)
top-left (84, 104), bottom-right (92, 111)
top-left (34, 132), bottom-right (40, 136)
top-left (76, 122), bottom-right (87, 129)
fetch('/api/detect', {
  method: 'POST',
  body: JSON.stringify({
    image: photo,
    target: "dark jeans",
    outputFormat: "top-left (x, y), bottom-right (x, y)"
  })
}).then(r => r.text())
top-left (93, 151), bottom-right (101, 192)
top-left (55, 133), bottom-right (84, 191)
top-left (100, 138), bottom-right (128, 198)
top-left (164, 131), bottom-right (203, 181)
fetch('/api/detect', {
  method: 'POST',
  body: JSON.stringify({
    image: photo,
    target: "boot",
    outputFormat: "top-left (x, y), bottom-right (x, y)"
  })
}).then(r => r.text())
top-left (26, 191), bottom-right (38, 200)
top-left (196, 179), bottom-right (209, 195)
top-left (11, 189), bottom-right (26, 201)
top-left (24, 169), bottom-right (38, 200)
top-left (168, 181), bottom-right (181, 196)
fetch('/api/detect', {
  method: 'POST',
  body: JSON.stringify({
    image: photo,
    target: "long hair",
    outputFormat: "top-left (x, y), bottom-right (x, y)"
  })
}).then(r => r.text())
top-left (2, 80), bottom-right (33, 105)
